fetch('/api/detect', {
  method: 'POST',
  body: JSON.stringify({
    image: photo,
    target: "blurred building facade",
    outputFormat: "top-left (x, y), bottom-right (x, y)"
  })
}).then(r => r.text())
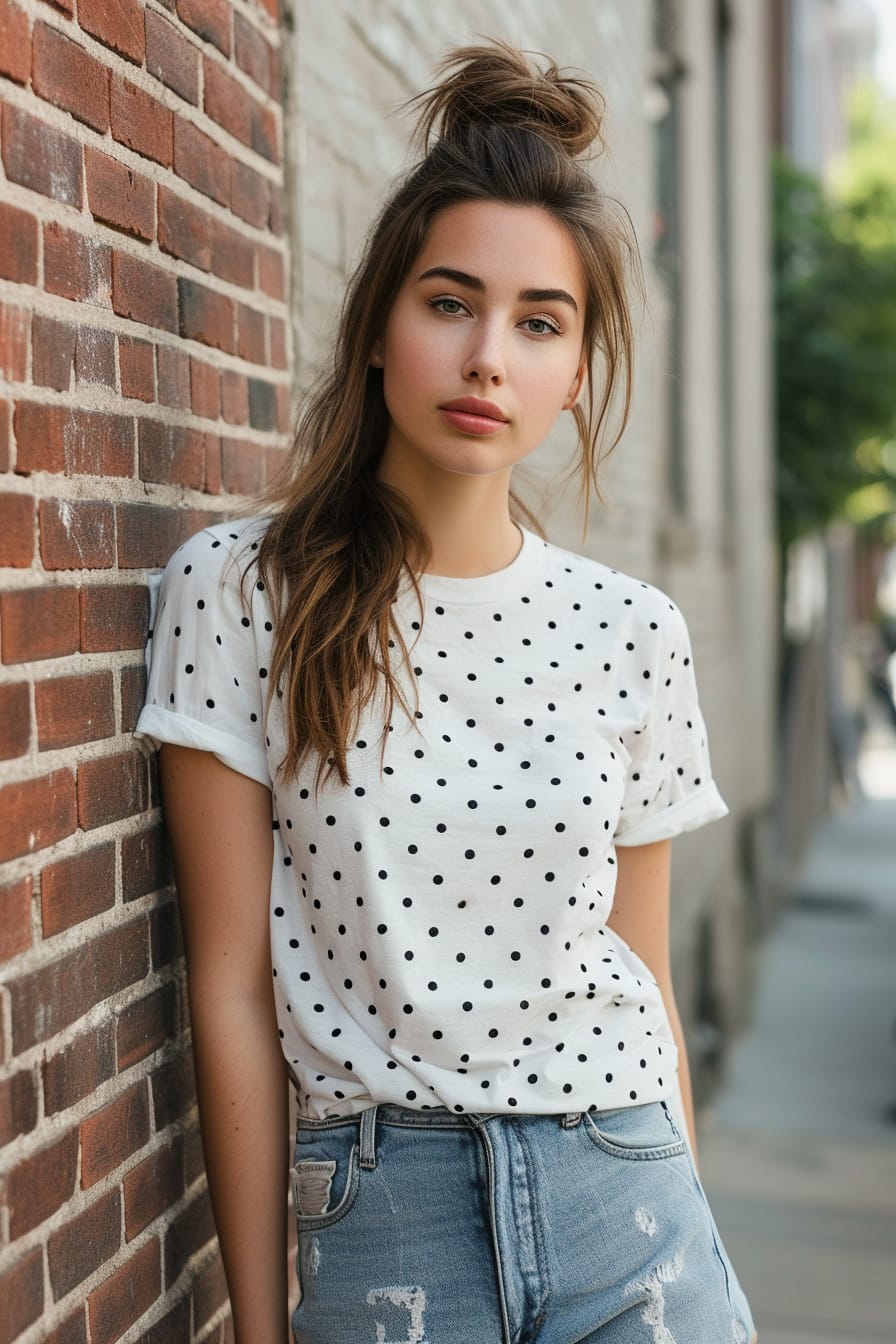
top-left (291, 0), bottom-right (778, 1098)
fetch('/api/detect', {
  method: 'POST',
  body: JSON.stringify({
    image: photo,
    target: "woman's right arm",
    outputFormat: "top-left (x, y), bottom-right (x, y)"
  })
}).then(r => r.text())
top-left (159, 743), bottom-right (290, 1344)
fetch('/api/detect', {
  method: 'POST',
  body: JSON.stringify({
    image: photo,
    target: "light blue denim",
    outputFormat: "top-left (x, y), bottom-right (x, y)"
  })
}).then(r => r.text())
top-left (291, 1101), bottom-right (755, 1344)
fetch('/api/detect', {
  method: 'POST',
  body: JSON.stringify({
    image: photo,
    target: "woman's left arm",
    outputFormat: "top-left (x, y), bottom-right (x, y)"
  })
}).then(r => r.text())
top-left (605, 838), bottom-right (700, 1166)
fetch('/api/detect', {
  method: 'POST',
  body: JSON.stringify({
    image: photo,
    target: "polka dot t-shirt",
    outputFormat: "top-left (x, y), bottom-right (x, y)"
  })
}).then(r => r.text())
top-left (136, 517), bottom-right (728, 1120)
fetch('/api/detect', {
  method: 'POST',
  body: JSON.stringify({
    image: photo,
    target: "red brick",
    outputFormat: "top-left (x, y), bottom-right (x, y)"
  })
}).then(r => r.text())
top-left (210, 217), bottom-right (254, 289)
top-left (203, 54), bottom-right (251, 146)
top-left (146, 9), bottom-right (199, 105)
top-left (164, 1186), bottom-right (216, 1286)
top-left (2, 104), bottom-right (82, 204)
top-left (0, 769), bottom-right (76, 863)
top-left (237, 303), bottom-right (266, 363)
top-left (116, 503), bottom-right (212, 569)
top-left (0, 682), bottom-right (31, 761)
top-left (0, 873), bottom-right (32, 958)
top-left (88, 1235), bottom-right (160, 1344)
top-left (111, 75), bottom-right (173, 167)
top-left (81, 583), bottom-right (149, 652)
top-left (42, 841), bottom-right (115, 937)
top-left (124, 1137), bottom-right (183, 1239)
top-left (78, 749), bottom-right (149, 830)
top-left (32, 21), bottom-right (110, 133)
top-left (79, 0), bottom-right (145, 64)
top-left (117, 982), bottom-right (177, 1076)
top-left (234, 11), bottom-right (273, 95)
top-left (157, 183), bottom-right (212, 270)
top-left (269, 182), bottom-right (284, 236)
top-left (44, 222), bottom-right (111, 303)
top-left (35, 670), bottom-right (115, 751)
top-left (178, 277), bottom-right (235, 353)
top-left (122, 824), bottom-right (172, 905)
top-left (5, 1128), bottom-right (78, 1237)
top-left (182, 1116), bottom-right (204, 1185)
top-left (0, 585), bottom-right (79, 662)
top-left (0, 303), bottom-right (29, 379)
top-left (112, 249), bottom-right (179, 333)
top-left (85, 146), bottom-right (156, 242)
top-left (0, 0), bottom-right (31, 85)
top-left (151, 1051), bottom-right (195, 1132)
top-left (265, 441), bottom-right (288, 485)
top-left (43, 1021), bottom-right (116, 1113)
top-left (81, 1080), bottom-right (150, 1187)
top-left (248, 377), bottom-right (277, 431)
top-left (10, 917), bottom-right (149, 1051)
top-left (0, 398), bottom-right (9, 471)
top-left (43, 1021), bottom-right (116, 1118)
top-left (156, 344), bottom-right (191, 410)
top-left (133, 1297), bottom-right (190, 1344)
top-left (222, 438), bottom-right (264, 494)
top-left (139, 420), bottom-right (208, 488)
top-left (0, 1247), bottom-right (43, 1344)
top-left (231, 158), bottom-right (269, 229)
top-left (33, 313), bottom-right (77, 391)
top-left (252, 100), bottom-right (279, 164)
top-left (270, 315), bottom-right (287, 370)
top-left (0, 1068), bottom-right (37, 1146)
top-left (121, 663), bottom-right (146, 732)
top-left (276, 378), bottom-right (290, 433)
top-left (173, 115), bottom-right (230, 208)
top-left (259, 245), bottom-right (285, 301)
top-left (190, 357), bottom-right (220, 419)
top-left (47, 1189), bottom-right (120, 1301)
top-left (14, 403), bottom-right (135, 477)
top-left (150, 898), bottom-right (183, 971)
top-left (120, 335), bottom-right (156, 402)
top-left (192, 1254), bottom-right (228, 1330)
top-left (39, 499), bottom-right (114, 571)
top-left (220, 368), bottom-right (248, 424)
top-left (0, 493), bottom-right (34, 565)
top-left (39, 0), bottom-right (74, 12)
top-left (75, 326), bottom-right (117, 389)
top-left (42, 1310), bottom-right (88, 1344)
top-left (0, 200), bottom-right (38, 283)
top-left (205, 434), bottom-right (222, 492)
top-left (178, 0), bottom-right (231, 56)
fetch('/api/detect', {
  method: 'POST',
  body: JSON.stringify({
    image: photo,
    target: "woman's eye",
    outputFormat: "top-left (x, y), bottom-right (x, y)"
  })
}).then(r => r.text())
top-left (523, 316), bottom-right (561, 336)
top-left (430, 297), bottom-right (466, 315)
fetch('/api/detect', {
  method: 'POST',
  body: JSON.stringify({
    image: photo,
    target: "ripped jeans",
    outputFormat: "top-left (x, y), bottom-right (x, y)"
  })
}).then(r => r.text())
top-left (291, 1101), bottom-right (755, 1344)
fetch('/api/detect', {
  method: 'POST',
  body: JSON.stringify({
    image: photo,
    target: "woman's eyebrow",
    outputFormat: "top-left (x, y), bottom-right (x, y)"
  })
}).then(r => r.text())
top-left (417, 266), bottom-right (579, 313)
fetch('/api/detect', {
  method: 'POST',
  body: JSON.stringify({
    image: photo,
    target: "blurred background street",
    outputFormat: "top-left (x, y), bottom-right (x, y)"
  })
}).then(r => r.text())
top-left (701, 707), bottom-right (896, 1342)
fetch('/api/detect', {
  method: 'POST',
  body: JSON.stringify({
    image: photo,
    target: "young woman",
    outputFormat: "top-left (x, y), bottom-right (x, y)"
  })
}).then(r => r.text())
top-left (137, 41), bottom-right (757, 1344)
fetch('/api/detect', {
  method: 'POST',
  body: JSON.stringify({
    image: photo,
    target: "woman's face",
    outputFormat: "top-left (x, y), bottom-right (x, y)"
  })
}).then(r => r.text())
top-left (373, 200), bottom-right (587, 485)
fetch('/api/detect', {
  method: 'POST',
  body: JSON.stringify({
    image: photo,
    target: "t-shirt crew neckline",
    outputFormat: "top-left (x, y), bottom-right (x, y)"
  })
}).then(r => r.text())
top-left (413, 524), bottom-right (543, 605)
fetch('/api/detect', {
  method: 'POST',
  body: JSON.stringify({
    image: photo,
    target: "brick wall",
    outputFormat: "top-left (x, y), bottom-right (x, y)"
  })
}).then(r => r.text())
top-left (0, 0), bottom-right (292, 1339)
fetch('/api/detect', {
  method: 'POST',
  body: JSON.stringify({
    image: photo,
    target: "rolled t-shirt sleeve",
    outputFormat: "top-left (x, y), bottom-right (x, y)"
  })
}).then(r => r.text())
top-left (613, 597), bottom-right (728, 847)
top-left (134, 522), bottom-right (272, 788)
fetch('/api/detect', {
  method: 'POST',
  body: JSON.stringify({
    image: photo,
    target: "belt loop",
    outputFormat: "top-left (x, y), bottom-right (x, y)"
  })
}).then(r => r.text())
top-left (358, 1103), bottom-right (378, 1169)
top-left (561, 1111), bottom-right (583, 1128)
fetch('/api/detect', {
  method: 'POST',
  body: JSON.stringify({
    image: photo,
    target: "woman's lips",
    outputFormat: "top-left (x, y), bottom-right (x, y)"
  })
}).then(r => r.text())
top-left (438, 399), bottom-right (509, 436)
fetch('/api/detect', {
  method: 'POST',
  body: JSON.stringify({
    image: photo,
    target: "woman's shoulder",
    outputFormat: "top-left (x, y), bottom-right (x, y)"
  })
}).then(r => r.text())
top-left (538, 531), bottom-right (685, 632)
top-left (159, 514), bottom-right (272, 591)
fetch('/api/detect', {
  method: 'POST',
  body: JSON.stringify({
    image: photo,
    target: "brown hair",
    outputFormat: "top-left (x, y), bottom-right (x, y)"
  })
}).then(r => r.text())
top-left (256, 39), bottom-right (640, 790)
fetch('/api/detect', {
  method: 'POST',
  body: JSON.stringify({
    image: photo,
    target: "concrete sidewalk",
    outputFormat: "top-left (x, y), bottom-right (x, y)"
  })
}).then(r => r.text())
top-left (698, 727), bottom-right (896, 1343)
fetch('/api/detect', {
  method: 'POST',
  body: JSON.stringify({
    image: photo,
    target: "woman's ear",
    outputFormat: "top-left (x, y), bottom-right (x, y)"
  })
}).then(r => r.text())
top-left (370, 338), bottom-right (384, 368)
top-left (563, 355), bottom-right (587, 410)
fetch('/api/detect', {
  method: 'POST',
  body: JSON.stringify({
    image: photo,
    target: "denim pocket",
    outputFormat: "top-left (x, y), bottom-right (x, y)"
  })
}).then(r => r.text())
top-left (292, 1119), bottom-right (361, 1230)
top-left (583, 1100), bottom-right (686, 1161)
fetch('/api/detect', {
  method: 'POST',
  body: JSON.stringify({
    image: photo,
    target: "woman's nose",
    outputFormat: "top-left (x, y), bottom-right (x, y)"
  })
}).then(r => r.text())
top-left (462, 323), bottom-right (506, 384)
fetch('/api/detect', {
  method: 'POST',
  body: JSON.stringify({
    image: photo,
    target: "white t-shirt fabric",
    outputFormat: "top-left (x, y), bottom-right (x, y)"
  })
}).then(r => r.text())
top-left (136, 517), bottom-right (728, 1120)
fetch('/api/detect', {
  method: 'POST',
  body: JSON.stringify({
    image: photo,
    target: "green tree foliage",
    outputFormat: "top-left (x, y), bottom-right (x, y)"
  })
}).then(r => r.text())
top-left (774, 89), bottom-right (896, 547)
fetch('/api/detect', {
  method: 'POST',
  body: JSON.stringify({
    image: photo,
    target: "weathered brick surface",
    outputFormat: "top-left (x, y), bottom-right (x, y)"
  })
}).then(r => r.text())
top-left (1, 14), bottom-right (287, 1338)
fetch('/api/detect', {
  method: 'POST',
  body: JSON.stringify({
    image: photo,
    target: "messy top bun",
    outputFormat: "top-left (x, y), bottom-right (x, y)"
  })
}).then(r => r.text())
top-left (408, 39), bottom-right (606, 161)
top-left (258, 38), bottom-right (640, 789)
